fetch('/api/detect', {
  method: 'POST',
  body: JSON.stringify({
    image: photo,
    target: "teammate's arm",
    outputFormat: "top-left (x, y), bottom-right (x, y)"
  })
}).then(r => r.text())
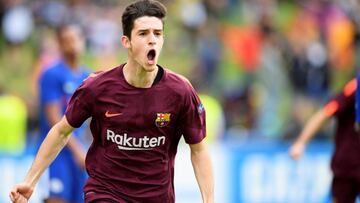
top-left (9, 116), bottom-right (74, 203)
top-left (45, 102), bottom-right (85, 169)
top-left (289, 109), bottom-right (329, 160)
top-left (189, 139), bottom-right (214, 203)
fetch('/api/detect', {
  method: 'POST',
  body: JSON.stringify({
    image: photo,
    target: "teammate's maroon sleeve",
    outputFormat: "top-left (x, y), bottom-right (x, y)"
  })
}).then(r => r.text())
top-left (323, 78), bottom-right (356, 117)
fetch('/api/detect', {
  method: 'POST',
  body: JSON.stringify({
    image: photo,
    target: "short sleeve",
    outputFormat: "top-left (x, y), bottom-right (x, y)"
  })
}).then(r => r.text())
top-left (65, 83), bottom-right (93, 128)
top-left (179, 84), bottom-right (206, 144)
top-left (40, 70), bottom-right (62, 104)
top-left (324, 78), bottom-right (356, 118)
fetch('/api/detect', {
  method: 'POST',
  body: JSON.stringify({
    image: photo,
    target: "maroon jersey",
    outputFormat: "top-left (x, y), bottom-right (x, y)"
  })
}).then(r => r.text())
top-left (323, 79), bottom-right (360, 177)
top-left (65, 64), bottom-right (206, 202)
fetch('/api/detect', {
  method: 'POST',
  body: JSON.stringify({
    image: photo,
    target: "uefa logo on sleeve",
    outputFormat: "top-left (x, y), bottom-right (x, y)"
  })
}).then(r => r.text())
top-left (198, 103), bottom-right (205, 114)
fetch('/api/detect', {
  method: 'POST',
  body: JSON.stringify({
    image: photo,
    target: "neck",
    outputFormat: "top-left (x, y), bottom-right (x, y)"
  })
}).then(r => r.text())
top-left (64, 55), bottom-right (79, 70)
top-left (123, 61), bottom-right (158, 88)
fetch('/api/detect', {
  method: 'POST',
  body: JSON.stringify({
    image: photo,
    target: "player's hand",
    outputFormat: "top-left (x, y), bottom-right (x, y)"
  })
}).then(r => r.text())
top-left (9, 183), bottom-right (34, 203)
top-left (289, 142), bottom-right (305, 160)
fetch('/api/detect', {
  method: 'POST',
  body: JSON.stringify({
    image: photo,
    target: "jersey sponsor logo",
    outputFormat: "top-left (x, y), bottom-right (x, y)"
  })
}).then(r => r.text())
top-left (155, 113), bottom-right (171, 127)
top-left (105, 111), bottom-right (123, 118)
top-left (107, 129), bottom-right (166, 150)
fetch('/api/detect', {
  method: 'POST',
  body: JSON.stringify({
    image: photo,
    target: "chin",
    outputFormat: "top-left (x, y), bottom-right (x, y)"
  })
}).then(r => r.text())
top-left (144, 64), bottom-right (157, 72)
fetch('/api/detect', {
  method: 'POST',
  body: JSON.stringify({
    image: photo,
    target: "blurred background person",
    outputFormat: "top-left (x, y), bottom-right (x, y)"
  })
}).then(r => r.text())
top-left (37, 24), bottom-right (89, 203)
top-left (289, 78), bottom-right (360, 202)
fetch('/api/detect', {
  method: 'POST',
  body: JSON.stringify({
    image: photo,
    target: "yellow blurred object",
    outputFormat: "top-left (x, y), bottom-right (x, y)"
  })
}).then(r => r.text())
top-left (199, 94), bottom-right (224, 143)
top-left (0, 94), bottom-right (27, 155)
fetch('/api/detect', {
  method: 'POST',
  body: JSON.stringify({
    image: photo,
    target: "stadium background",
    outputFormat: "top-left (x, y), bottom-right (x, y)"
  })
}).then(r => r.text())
top-left (0, 0), bottom-right (359, 202)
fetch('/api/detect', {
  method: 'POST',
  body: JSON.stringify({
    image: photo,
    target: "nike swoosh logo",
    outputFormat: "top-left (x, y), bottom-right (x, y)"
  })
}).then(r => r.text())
top-left (105, 111), bottom-right (123, 118)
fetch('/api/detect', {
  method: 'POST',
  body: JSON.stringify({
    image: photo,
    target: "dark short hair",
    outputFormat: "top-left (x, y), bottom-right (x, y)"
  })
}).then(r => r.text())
top-left (56, 24), bottom-right (83, 41)
top-left (122, 0), bottom-right (167, 39)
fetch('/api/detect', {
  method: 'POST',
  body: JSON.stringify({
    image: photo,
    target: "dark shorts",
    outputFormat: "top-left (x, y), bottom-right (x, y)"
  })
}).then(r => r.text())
top-left (332, 175), bottom-right (360, 203)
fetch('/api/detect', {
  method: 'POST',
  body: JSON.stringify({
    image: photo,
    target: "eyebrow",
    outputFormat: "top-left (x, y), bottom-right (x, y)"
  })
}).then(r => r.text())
top-left (137, 29), bottom-right (163, 32)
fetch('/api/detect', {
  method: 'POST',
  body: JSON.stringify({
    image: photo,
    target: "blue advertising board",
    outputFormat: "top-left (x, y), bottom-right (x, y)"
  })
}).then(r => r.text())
top-left (228, 141), bottom-right (333, 203)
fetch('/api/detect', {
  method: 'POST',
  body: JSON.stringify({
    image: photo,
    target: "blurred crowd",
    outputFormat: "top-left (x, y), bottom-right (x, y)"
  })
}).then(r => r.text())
top-left (1, 0), bottom-right (360, 150)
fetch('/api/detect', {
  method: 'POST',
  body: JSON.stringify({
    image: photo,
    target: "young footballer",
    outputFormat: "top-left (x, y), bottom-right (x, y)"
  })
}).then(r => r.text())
top-left (10, 1), bottom-right (214, 202)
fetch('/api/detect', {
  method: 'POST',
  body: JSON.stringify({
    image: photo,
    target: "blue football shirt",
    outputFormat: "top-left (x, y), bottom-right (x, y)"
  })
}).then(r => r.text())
top-left (38, 60), bottom-right (90, 147)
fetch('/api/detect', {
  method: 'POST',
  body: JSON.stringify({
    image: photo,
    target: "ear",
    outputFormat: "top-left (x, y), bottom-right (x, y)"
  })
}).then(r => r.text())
top-left (121, 35), bottom-right (131, 48)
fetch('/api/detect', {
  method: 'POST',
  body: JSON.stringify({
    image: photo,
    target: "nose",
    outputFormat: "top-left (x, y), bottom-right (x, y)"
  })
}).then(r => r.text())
top-left (148, 33), bottom-right (156, 45)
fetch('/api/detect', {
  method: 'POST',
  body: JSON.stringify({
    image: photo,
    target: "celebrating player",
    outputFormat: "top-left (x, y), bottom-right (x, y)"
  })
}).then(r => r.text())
top-left (10, 1), bottom-right (214, 203)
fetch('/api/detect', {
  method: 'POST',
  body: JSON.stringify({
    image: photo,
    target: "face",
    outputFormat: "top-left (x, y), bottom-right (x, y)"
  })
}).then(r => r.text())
top-left (122, 16), bottom-right (164, 72)
top-left (58, 26), bottom-right (84, 58)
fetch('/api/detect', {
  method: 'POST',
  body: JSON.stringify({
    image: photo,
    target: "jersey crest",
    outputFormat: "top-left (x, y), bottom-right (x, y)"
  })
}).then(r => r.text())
top-left (155, 113), bottom-right (171, 127)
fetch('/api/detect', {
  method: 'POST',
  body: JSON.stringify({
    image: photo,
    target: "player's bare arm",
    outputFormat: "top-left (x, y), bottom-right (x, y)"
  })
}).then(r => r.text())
top-left (190, 139), bottom-right (214, 203)
top-left (289, 109), bottom-right (329, 160)
top-left (9, 116), bottom-right (74, 203)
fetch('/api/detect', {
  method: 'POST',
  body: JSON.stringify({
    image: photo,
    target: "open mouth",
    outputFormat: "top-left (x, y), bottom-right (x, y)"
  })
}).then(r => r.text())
top-left (147, 49), bottom-right (156, 62)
